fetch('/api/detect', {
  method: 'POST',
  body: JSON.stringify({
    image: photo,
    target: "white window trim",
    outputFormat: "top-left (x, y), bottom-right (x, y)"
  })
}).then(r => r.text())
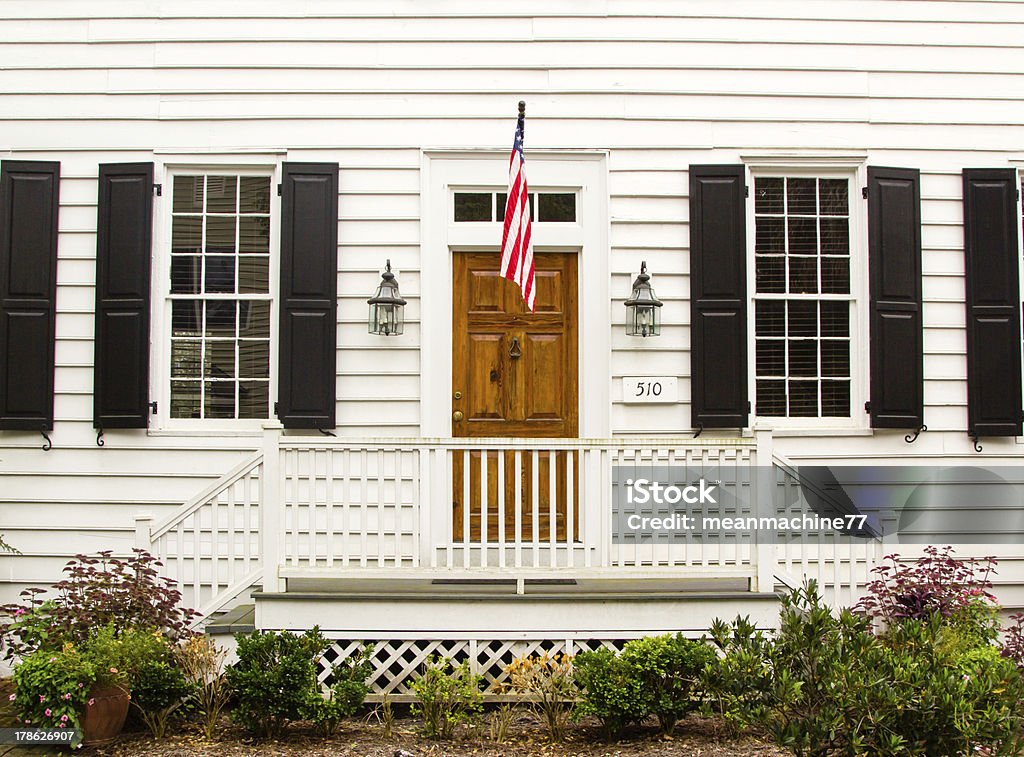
top-left (744, 162), bottom-right (870, 432)
top-left (150, 161), bottom-right (282, 432)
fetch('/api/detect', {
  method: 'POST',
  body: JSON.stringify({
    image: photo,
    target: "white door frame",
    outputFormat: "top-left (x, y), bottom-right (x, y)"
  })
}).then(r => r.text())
top-left (420, 150), bottom-right (610, 439)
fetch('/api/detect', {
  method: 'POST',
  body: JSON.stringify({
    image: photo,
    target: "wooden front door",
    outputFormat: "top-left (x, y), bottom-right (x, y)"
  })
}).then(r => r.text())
top-left (452, 251), bottom-right (578, 542)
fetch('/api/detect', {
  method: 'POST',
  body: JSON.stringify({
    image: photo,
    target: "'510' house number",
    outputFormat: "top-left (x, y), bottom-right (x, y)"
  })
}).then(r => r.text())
top-left (622, 377), bottom-right (678, 404)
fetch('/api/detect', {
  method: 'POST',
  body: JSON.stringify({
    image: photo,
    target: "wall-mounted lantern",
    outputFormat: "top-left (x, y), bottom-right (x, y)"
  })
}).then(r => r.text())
top-left (367, 260), bottom-right (407, 336)
top-left (624, 261), bottom-right (662, 337)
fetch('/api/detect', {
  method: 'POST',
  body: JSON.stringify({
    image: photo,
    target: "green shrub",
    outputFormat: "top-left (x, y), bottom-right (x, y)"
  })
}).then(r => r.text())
top-left (619, 633), bottom-right (716, 734)
top-left (572, 647), bottom-right (648, 741)
top-left (12, 644), bottom-right (94, 738)
top-left (226, 627), bottom-right (328, 739)
top-left (303, 644), bottom-right (373, 737)
top-left (410, 656), bottom-right (483, 740)
top-left (705, 581), bottom-right (1024, 757)
top-left (131, 659), bottom-right (195, 738)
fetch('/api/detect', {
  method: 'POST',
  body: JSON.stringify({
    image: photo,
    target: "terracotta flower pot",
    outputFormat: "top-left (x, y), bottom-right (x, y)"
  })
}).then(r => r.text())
top-left (80, 685), bottom-right (130, 746)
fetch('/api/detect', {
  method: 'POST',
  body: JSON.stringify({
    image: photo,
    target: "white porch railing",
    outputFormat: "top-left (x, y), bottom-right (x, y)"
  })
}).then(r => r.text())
top-left (137, 428), bottom-right (883, 620)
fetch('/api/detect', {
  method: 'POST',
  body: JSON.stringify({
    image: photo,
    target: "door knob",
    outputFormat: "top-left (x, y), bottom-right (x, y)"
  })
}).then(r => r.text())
top-left (452, 410), bottom-right (465, 422)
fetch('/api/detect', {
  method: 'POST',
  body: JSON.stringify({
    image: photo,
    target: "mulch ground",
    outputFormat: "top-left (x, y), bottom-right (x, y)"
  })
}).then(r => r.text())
top-left (85, 712), bottom-right (786, 757)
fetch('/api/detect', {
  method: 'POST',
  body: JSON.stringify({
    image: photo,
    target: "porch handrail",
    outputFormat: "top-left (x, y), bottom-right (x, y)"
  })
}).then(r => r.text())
top-left (279, 436), bottom-right (756, 451)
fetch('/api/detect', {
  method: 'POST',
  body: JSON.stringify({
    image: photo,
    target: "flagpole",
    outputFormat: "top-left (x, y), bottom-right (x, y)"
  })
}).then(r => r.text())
top-left (518, 100), bottom-right (525, 141)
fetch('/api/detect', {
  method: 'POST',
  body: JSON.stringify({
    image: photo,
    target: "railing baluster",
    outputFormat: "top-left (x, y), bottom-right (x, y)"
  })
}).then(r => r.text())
top-left (480, 450), bottom-right (489, 569)
top-left (548, 450), bottom-right (557, 568)
top-left (514, 450), bottom-right (523, 568)
top-left (566, 450), bottom-right (574, 569)
top-left (309, 449), bottom-right (319, 567)
top-left (326, 449), bottom-right (335, 568)
top-left (341, 448), bottom-right (350, 568)
top-left (462, 449), bottom-right (471, 570)
top-left (360, 448), bottom-right (369, 568)
top-left (531, 450), bottom-right (540, 568)
top-left (377, 449), bottom-right (386, 567)
top-left (497, 450), bottom-right (506, 569)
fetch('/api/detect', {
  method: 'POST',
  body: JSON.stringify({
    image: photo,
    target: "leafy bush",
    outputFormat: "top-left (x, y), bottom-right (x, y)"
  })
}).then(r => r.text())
top-left (706, 581), bottom-right (1024, 757)
top-left (572, 647), bottom-right (648, 741)
top-left (175, 634), bottom-right (230, 740)
top-left (410, 656), bottom-right (483, 740)
top-left (857, 546), bottom-right (999, 641)
top-left (619, 633), bottom-right (715, 734)
top-left (12, 644), bottom-right (94, 736)
top-left (131, 659), bottom-right (195, 738)
top-left (1, 550), bottom-right (197, 661)
top-left (226, 627), bottom-right (328, 739)
top-left (303, 644), bottom-right (373, 737)
top-left (504, 652), bottom-right (575, 741)
top-left (1002, 611), bottom-right (1024, 670)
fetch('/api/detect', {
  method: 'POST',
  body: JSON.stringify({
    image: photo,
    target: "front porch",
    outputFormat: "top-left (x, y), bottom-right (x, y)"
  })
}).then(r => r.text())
top-left (136, 429), bottom-right (879, 620)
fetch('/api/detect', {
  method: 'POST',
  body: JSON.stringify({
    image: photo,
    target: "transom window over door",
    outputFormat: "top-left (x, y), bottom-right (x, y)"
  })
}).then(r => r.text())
top-left (753, 175), bottom-right (853, 418)
top-left (168, 173), bottom-right (272, 419)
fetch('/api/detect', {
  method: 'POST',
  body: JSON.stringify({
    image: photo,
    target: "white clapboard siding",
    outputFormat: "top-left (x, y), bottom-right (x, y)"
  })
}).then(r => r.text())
top-left (2, 0), bottom-right (1024, 604)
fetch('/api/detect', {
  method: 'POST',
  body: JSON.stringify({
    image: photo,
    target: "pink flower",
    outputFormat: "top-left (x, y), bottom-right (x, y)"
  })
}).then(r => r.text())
top-left (109, 667), bottom-right (118, 674)
top-left (87, 698), bottom-right (95, 706)
top-left (63, 693), bottom-right (71, 700)
top-left (38, 695), bottom-right (45, 702)
top-left (77, 683), bottom-right (83, 688)
top-left (61, 715), bottom-right (68, 722)
top-left (58, 722), bottom-right (66, 729)
top-left (44, 708), bottom-right (51, 717)
top-left (14, 608), bottom-right (25, 617)
top-left (49, 657), bottom-right (56, 663)
top-left (7, 693), bottom-right (14, 701)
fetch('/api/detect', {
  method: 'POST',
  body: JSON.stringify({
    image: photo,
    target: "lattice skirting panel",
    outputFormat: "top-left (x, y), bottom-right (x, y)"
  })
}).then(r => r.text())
top-left (319, 636), bottom-right (637, 701)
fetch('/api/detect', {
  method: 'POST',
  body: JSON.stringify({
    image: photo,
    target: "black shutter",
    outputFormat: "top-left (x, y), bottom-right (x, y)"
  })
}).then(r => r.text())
top-left (867, 166), bottom-right (923, 429)
top-left (963, 168), bottom-right (1023, 438)
top-left (93, 163), bottom-right (154, 429)
top-left (278, 162), bottom-right (338, 429)
top-left (689, 165), bottom-right (748, 429)
top-left (0, 160), bottom-right (60, 431)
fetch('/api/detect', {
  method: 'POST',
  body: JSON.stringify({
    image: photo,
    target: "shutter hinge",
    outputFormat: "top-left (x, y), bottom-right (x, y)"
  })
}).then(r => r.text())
top-left (153, 184), bottom-right (162, 197)
top-left (861, 186), bottom-right (868, 199)
top-left (744, 186), bottom-right (749, 198)
top-left (864, 401), bottom-right (871, 414)
top-left (149, 401), bottom-right (158, 415)
top-left (277, 184), bottom-right (282, 196)
top-left (747, 401), bottom-right (752, 413)
top-left (274, 401), bottom-right (279, 415)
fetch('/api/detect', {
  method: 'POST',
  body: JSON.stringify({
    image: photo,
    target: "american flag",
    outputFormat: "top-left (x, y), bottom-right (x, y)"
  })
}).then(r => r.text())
top-left (500, 113), bottom-right (535, 311)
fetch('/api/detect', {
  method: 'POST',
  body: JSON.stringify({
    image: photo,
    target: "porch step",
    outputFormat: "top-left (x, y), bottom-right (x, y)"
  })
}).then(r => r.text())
top-left (205, 603), bottom-right (255, 636)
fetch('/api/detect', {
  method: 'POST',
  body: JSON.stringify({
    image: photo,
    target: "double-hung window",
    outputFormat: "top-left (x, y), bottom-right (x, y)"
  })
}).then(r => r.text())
top-left (166, 171), bottom-right (273, 421)
top-left (752, 174), bottom-right (856, 421)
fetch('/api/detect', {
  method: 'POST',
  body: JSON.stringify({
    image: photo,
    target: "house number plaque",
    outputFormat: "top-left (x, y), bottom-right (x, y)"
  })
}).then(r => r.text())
top-left (622, 376), bottom-right (678, 403)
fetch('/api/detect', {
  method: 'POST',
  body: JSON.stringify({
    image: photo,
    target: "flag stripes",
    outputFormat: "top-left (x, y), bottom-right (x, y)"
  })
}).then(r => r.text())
top-left (500, 118), bottom-right (535, 311)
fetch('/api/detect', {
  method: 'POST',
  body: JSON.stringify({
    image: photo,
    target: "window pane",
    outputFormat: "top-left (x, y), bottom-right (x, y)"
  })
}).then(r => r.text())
top-left (788, 301), bottom-right (817, 337)
top-left (206, 217), bottom-right (236, 254)
top-left (238, 340), bottom-right (270, 379)
top-left (239, 216), bottom-right (270, 254)
top-left (204, 381), bottom-right (236, 418)
top-left (788, 217), bottom-right (817, 256)
top-left (756, 339), bottom-right (785, 376)
top-left (170, 381), bottom-right (201, 418)
top-left (788, 380), bottom-right (819, 417)
top-left (755, 256), bottom-right (785, 293)
top-left (239, 176), bottom-right (271, 213)
top-left (204, 255), bottom-right (236, 293)
top-left (173, 176), bottom-right (203, 213)
top-left (755, 217), bottom-right (785, 255)
top-left (821, 256), bottom-right (850, 294)
top-left (454, 193), bottom-right (491, 222)
top-left (171, 216), bottom-right (201, 254)
top-left (820, 218), bottom-right (849, 255)
top-left (787, 178), bottom-right (816, 215)
top-left (240, 301), bottom-right (270, 339)
top-left (822, 380), bottom-right (851, 417)
top-left (170, 256), bottom-right (201, 294)
top-left (821, 339), bottom-right (850, 378)
top-left (788, 340), bottom-right (818, 377)
top-left (820, 301), bottom-right (849, 337)
top-left (755, 300), bottom-right (785, 337)
top-left (238, 256), bottom-right (269, 294)
top-left (819, 179), bottom-right (848, 216)
top-left (171, 301), bottom-right (201, 335)
top-left (170, 340), bottom-right (201, 378)
top-left (538, 193), bottom-right (576, 222)
top-left (755, 177), bottom-right (784, 214)
top-left (238, 380), bottom-right (270, 419)
top-left (205, 301), bottom-right (237, 334)
top-left (788, 256), bottom-right (818, 294)
top-left (757, 380), bottom-right (787, 416)
top-left (206, 175), bottom-right (237, 213)
top-left (496, 192), bottom-right (533, 222)
top-left (205, 340), bottom-right (236, 381)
